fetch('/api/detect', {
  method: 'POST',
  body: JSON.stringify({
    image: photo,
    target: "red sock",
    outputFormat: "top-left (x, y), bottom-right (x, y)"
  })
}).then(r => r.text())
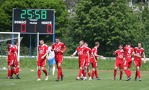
top-left (120, 71), bottom-right (123, 79)
top-left (16, 68), bottom-right (19, 75)
top-left (124, 70), bottom-right (129, 77)
top-left (57, 66), bottom-right (62, 79)
top-left (88, 72), bottom-right (91, 77)
top-left (78, 69), bottom-right (82, 77)
top-left (83, 71), bottom-right (86, 77)
top-left (37, 69), bottom-right (41, 79)
top-left (11, 69), bottom-right (14, 77)
top-left (13, 69), bottom-right (17, 75)
top-left (128, 70), bottom-right (131, 77)
top-left (114, 70), bottom-right (117, 79)
top-left (8, 69), bottom-right (12, 78)
top-left (42, 69), bottom-right (48, 76)
top-left (95, 70), bottom-right (99, 78)
top-left (91, 70), bottom-right (95, 79)
top-left (137, 70), bottom-right (141, 78)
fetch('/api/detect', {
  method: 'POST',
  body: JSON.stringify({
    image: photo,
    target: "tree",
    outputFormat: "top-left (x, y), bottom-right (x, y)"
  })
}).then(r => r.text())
top-left (71, 0), bottom-right (146, 56)
top-left (141, 6), bottom-right (149, 57)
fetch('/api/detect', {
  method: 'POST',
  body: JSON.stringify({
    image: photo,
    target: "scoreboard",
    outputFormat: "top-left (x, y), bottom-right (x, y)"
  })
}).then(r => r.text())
top-left (12, 9), bottom-right (55, 34)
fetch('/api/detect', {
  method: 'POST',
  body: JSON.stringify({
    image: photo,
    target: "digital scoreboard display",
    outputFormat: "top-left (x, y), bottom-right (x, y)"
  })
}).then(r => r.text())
top-left (13, 9), bottom-right (55, 34)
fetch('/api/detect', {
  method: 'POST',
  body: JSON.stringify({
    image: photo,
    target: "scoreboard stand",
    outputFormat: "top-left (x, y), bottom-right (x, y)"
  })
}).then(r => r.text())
top-left (12, 8), bottom-right (56, 57)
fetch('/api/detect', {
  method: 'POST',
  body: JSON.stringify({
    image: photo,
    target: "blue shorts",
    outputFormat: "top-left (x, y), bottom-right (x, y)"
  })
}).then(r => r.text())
top-left (48, 58), bottom-right (56, 65)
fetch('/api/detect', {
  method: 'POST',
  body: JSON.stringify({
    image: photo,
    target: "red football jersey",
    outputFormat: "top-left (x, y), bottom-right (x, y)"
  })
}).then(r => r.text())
top-left (51, 42), bottom-right (66, 55)
top-left (38, 44), bottom-right (48, 57)
top-left (134, 47), bottom-right (144, 61)
top-left (124, 45), bottom-right (134, 59)
top-left (14, 45), bottom-right (18, 53)
top-left (115, 49), bottom-right (124, 61)
top-left (75, 46), bottom-right (89, 60)
top-left (8, 45), bottom-right (16, 60)
top-left (84, 46), bottom-right (92, 59)
top-left (91, 47), bottom-right (98, 60)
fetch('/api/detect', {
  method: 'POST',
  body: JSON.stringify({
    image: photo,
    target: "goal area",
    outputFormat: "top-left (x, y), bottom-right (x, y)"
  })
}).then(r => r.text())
top-left (0, 32), bottom-right (20, 69)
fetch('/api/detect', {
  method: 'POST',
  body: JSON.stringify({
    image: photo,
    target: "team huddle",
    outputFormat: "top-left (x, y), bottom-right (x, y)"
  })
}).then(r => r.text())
top-left (113, 43), bottom-right (146, 81)
top-left (6, 38), bottom-right (146, 82)
top-left (71, 40), bottom-right (103, 80)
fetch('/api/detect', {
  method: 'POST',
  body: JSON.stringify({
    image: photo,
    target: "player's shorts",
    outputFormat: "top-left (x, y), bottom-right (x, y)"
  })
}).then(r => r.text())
top-left (90, 58), bottom-right (97, 68)
top-left (79, 60), bottom-right (85, 68)
top-left (55, 54), bottom-right (63, 64)
top-left (48, 58), bottom-right (56, 65)
top-left (37, 59), bottom-right (46, 67)
top-left (124, 60), bottom-right (132, 68)
top-left (8, 60), bottom-right (15, 66)
top-left (114, 61), bottom-right (124, 69)
top-left (91, 61), bottom-right (97, 68)
top-left (134, 60), bottom-right (142, 67)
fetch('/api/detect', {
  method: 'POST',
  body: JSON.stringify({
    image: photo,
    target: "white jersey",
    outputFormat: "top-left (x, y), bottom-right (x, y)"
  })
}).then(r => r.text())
top-left (48, 46), bottom-right (55, 59)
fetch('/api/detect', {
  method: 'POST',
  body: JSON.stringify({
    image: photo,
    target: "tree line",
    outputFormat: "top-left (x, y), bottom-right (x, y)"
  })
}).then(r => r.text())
top-left (0, 0), bottom-right (149, 57)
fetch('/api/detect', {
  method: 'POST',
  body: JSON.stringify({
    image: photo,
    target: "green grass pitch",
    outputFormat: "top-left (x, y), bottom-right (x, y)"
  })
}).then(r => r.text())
top-left (0, 58), bottom-right (149, 90)
top-left (0, 69), bottom-right (149, 90)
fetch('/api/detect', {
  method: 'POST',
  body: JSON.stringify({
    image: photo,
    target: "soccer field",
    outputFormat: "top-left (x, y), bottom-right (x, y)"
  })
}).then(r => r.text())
top-left (0, 69), bottom-right (149, 90)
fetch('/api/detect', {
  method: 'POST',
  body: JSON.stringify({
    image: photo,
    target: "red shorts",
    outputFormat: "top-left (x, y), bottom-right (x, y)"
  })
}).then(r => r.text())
top-left (8, 60), bottom-right (15, 66)
top-left (37, 59), bottom-right (46, 67)
top-left (55, 54), bottom-right (63, 64)
top-left (134, 60), bottom-right (142, 67)
top-left (91, 61), bottom-right (97, 68)
top-left (90, 58), bottom-right (97, 68)
top-left (79, 60), bottom-right (85, 68)
top-left (124, 60), bottom-right (132, 68)
top-left (114, 60), bottom-right (124, 69)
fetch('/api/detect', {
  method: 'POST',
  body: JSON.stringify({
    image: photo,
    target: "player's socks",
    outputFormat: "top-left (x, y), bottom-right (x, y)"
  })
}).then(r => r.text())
top-left (120, 71), bottom-right (123, 80)
top-left (52, 66), bottom-right (55, 75)
top-left (37, 69), bottom-right (41, 79)
top-left (78, 69), bottom-right (83, 77)
top-left (124, 70), bottom-right (129, 77)
top-left (16, 68), bottom-right (19, 75)
top-left (128, 70), bottom-right (131, 77)
top-left (42, 69), bottom-right (48, 76)
top-left (95, 70), bottom-right (99, 78)
top-left (10, 69), bottom-right (13, 77)
top-left (114, 70), bottom-right (117, 79)
top-left (91, 70), bottom-right (95, 79)
top-left (83, 71), bottom-right (86, 77)
top-left (8, 69), bottom-right (12, 78)
top-left (137, 70), bottom-right (141, 78)
top-left (57, 66), bottom-right (62, 79)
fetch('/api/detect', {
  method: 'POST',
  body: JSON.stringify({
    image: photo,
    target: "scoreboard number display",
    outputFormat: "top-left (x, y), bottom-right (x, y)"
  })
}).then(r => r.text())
top-left (13, 9), bottom-right (55, 34)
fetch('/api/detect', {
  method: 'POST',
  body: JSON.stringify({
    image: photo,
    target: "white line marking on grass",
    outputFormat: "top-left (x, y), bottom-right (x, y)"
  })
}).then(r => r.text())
top-left (0, 82), bottom-right (16, 86)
